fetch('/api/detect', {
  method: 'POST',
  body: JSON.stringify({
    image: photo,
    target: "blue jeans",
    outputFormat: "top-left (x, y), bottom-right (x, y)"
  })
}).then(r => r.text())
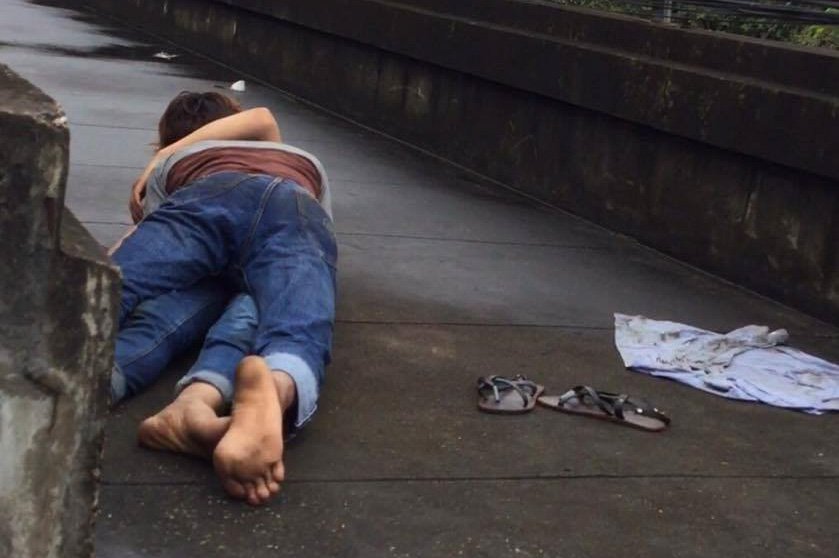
top-left (112, 173), bottom-right (337, 428)
top-left (112, 282), bottom-right (259, 404)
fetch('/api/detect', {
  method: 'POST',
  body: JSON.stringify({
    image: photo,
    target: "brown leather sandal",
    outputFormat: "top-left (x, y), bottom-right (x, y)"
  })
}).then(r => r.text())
top-left (477, 375), bottom-right (544, 414)
top-left (537, 385), bottom-right (670, 432)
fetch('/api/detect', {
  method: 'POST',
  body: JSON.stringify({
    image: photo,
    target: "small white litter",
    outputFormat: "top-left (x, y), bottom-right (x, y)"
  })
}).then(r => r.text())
top-left (153, 51), bottom-right (179, 60)
top-left (229, 80), bottom-right (246, 92)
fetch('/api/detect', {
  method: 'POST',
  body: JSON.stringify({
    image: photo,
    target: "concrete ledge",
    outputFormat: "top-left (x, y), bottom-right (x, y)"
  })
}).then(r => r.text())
top-left (218, 0), bottom-right (839, 181)
top-left (0, 64), bottom-right (119, 558)
top-left (316, 0), bottom-right (839, 94)
top-left (78, 0), bottom-right (839, 324)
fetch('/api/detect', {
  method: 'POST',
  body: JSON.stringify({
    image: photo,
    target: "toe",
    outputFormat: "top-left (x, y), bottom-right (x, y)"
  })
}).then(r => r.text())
top-left (271, 461), bottom-right (285, 483)
top-left (244, 482), bottom-right (260, 506)
top-left (264, 471), bottom-right (280, 494)
top-left (222, 478), bottom-right (247, 499)
top-left (255, 477), bottom-right (271, 501)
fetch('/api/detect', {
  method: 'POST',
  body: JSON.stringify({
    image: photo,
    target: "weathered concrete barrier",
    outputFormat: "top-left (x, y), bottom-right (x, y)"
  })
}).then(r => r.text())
top-left (0, 64), bottom-right (120, 557)
top-left (80, 0), bottom-right (839, 324)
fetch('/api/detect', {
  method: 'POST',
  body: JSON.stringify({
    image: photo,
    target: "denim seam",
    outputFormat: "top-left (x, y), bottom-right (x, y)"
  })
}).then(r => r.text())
top-left (119, 297), bottom-right (225, 368)
top-left (297, 191), bottom-right (338, 270)
top-left (237, 177), bottom-right (284, 267)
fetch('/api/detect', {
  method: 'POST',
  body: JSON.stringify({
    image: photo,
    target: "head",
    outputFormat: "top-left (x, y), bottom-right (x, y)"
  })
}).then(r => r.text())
top-left (157, 91), bottom-right (242, 149)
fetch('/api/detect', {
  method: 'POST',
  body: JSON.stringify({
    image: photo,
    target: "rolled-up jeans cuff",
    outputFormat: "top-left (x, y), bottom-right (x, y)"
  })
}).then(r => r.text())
top-left (263, 352), bottom-right (319, 429)
top-left (110, 364), bottom-right (127, 405)
top-left (175, 370), bottom-right (234, 403)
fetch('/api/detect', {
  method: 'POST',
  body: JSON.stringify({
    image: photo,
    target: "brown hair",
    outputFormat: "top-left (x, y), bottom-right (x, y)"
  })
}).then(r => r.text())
top-left (157, 91), bottom-right (242, 148)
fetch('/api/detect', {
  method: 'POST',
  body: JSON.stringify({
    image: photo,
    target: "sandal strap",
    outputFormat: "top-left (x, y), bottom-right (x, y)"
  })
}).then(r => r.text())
top-left (562, 386), bottom-right (670, 424)
top-left (615, 395), bottom-right (671, 425)
top-left (559, 385), bottom-right (616, 417)
top-left (478, 375), bottom-right (538, 407)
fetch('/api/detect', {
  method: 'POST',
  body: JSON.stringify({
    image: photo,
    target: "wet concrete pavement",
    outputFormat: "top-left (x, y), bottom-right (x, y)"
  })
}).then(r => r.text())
top-left (2, 1), bottom-right (839, 556)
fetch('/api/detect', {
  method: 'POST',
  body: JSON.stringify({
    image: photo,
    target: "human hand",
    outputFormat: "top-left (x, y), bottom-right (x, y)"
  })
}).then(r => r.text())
top-left (129, 176), bottom-right (146, 224)
top-left (129, 149), bottom-right (168, 223)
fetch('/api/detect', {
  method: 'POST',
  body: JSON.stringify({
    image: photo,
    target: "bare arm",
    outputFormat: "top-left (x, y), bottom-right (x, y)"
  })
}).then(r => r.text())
top-left (158, 107), bottom-right (282, 158)
top-left (130, 108), bottom-right (281, 222)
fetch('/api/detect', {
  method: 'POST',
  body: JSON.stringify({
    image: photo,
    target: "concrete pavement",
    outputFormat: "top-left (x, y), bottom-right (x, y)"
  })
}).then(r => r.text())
top-left (2, 1), bottom-right (838, 556)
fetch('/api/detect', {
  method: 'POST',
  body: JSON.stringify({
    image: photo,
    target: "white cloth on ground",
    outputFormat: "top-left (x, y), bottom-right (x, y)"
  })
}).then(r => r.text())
top-left (613, 313), bottom-right (839, 414)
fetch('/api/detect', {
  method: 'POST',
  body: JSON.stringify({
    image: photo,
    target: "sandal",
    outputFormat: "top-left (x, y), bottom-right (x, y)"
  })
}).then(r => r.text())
top-left (537, 385), bottom-right (670, 432)
top-left (477, 375), bottom-right (544, 414)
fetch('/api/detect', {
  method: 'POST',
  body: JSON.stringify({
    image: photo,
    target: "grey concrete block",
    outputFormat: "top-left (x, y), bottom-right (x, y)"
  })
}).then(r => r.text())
top-left (0, 63), bottom-right (120, 558)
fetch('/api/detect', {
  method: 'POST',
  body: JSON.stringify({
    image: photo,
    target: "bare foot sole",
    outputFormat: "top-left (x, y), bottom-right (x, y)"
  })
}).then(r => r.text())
top-left (213, 356), bottom-right (288, 506)
top-left (138, 396), bottom-right (230, 459)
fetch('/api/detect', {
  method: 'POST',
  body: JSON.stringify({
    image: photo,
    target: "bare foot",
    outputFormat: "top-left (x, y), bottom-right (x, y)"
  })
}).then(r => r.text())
top-left (138, 382), bottom-right (230, 459)
top-left (213, 356), bottom-right (294, 506)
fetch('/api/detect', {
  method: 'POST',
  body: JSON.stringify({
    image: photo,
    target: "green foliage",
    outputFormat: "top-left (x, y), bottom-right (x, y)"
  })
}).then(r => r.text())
top-left (681, 12), bottom-right (801, 42)
top-left (793, 9), bottom-right (839, 48)
top-left (548, 0), bottom-right (839, 50)
top-left (795, 24), bottom-right (839, 48)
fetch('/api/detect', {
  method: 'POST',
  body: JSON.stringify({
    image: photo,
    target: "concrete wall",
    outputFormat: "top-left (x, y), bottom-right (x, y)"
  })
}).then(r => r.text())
top-left (0, 64), bottom-right (120, 557)
top-left (80, 0), bottom-right (839, 324)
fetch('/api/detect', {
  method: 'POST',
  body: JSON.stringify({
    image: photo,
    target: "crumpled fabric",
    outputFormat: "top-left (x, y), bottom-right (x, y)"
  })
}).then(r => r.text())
top-left (614, 313), bottom-right (839, 414)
